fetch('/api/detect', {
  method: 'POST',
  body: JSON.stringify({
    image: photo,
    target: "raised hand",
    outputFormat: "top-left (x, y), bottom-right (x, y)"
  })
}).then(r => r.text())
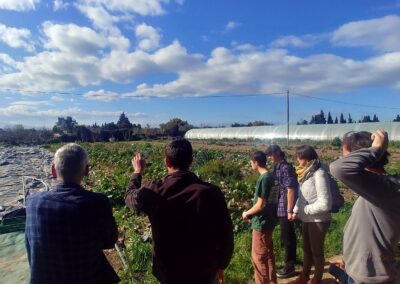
top-left (132, 153), bottom-right (146, 174)
top-left (371, 129), bottom-right (388, 151)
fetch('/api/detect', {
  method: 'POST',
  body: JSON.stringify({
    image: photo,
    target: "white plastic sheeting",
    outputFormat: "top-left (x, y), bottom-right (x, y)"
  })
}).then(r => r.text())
top-left (185, 122), bottom-right (400, 141)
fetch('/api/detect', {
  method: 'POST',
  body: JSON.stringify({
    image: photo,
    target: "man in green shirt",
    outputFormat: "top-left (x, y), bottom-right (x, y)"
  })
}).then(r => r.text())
top-left (243, 151), bottom-right (279, 284)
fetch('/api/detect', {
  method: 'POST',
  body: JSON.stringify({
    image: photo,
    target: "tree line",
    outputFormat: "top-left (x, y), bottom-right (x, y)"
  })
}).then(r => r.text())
top-left (1, 112), bottom-right (400, 144)
top-left (296, 110), bottom-right (399, 125)
top-left (0, 114), bottom-right (193, 144)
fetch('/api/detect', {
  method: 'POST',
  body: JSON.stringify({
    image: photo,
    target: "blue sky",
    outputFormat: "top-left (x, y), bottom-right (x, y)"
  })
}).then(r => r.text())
top-left (0, 0), bottom-right (400, 128)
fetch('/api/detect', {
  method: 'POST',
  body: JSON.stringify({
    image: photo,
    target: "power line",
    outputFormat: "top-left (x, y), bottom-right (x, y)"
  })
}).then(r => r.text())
top-left (0, 88), bottom-right (83, 97)
top-left (0, 88), bottom-right (285, 99)
top-left (107, 92), bottom-right (286, 99)
top-left (291, 93), bottom-right (400, 110)
top-left (1, 87), bottom-right (399, 111)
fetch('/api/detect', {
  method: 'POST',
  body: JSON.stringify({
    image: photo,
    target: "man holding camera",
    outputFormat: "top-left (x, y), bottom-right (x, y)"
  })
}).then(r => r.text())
top-left (125, 138), bottom-right (234, 284)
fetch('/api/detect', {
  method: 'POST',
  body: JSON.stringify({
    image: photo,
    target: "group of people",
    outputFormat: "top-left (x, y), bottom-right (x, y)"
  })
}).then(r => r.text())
top-left (242, 130), bottom-right (400, 284)
top-left (243, 143), bottom-right (333, 284)
top-left (24, 129), bottom-right (400, 284)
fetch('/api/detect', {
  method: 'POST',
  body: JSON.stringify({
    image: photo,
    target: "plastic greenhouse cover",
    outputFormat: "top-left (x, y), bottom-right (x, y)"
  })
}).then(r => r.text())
top-left (185, 122), bottom-right (400, 141)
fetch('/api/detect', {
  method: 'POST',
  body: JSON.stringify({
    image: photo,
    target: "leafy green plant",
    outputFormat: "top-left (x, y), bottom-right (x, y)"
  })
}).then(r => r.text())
top-left (196, 159), bottom-right (242, 183)
top-left (331, 137), bottom-right (342, 147)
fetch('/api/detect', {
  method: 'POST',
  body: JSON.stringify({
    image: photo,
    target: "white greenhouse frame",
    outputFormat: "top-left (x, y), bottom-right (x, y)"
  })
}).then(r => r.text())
top-left (185, 122), bottom-right (400, 141)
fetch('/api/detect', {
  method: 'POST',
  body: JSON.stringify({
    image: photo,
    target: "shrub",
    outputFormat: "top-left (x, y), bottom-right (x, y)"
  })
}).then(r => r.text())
top-left (331, 137), bottom-right (342, 147)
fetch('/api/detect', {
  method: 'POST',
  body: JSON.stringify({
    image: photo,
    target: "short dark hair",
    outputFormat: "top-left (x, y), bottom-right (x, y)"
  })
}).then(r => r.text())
top-left (251, 151), bottom-right (267, 168)
top-left (296, 145), bottom-right (318, 161)
top-left (342, 131), bottom-right (390, 169)
top-left (165, 138), bottom-right (193, 170)
top-left (342, 131), bottom-right (372, 152)
top-left (265, 144), bottom-right (285, 159)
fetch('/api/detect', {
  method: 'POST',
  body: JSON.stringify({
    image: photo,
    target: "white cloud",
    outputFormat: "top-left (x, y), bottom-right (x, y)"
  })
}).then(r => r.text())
top-left (107, 33), bottom-right (130, 51)
top-left (50, 95), bottom-right (65, 102)
top-left (0, 0), bottom-right (39, 11)
top-left (224, 21), bottom-right (241, 32)
top-left (100, 40), bottom-right (202, 83)
top-left (0, 23), bottom-right (35, 52)
top-left (100, 50), bottom-right (156, 83)
top-left (76, 0), bottom-right (184, 32)
top-left (0, 53), bottom-right (15, 66)
top-left (124, 47), bottom-right (400, 98)
top-left (135, 23), bottom-right (161, 51)
top-left (10, 100), bottom-right (52, 106)
top-left (233, 43), bottom-right (257, 52)
top-left (331, 15), bottom-right (400, 52)
top-left (0, 50), bottom-right (101, 92)
top-left (78, 0), bottom-right (167, 16)
top-left (53, 0), bottom-right (68, 11)
top-left (1, 13), bottom-right (399, 105)
top-left (74, 3), bottom-right (131, 53)
top-left (76, 3), bottom-right (120, 31)
top-left (42, 22), bottom-right (107, 56)
top-left (0, 104), bottom-right (148, 124)
top-left (271, 34), bottom-right (326, 48)
top-left (0, 102), bottom-right (150, 127)
top-left (84, 89), bottom-right (119, 101)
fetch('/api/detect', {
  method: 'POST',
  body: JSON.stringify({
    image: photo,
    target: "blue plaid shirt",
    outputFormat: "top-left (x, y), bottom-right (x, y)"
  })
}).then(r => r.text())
top-left (25, 182), bottom-right (119, 284)
top-left (274, 160), bottom-right (299, 217)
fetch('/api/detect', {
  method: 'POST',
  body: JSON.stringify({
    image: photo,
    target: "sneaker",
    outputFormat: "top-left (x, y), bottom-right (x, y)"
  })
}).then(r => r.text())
top-left (276, 266), bottom-right (296, 278)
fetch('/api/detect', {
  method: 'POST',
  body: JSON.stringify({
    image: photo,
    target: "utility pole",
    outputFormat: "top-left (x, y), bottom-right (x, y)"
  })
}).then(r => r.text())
top-left (286, 90), bottom-right (290, 147)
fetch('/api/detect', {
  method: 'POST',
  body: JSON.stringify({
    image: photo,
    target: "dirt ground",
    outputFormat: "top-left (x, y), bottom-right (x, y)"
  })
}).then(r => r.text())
top-left (277, 265), bottom-right (337, 284)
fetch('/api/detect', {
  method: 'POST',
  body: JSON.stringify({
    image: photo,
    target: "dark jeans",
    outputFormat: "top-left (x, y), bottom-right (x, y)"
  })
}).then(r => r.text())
top-left (302, 221), bottom-right (330, 281)
top-left (279, 217), bottom-right (297, 268)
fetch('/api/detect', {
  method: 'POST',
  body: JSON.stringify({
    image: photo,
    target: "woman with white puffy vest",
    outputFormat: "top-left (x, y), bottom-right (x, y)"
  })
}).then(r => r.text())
top-left (289, 145), bottom-right (332, 284)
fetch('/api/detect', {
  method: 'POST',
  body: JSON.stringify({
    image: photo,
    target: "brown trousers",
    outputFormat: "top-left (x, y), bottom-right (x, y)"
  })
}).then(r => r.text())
top-left (302, 221), bottom-right (330, 281)
top-left (252, 229), bottom-right (277, 284)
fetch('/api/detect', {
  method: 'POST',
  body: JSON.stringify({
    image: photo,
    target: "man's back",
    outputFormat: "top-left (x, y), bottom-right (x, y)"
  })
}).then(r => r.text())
top-left (26, 182), bottom-right (119, 284)
top-left (125, 171), bottom-right (234, 284)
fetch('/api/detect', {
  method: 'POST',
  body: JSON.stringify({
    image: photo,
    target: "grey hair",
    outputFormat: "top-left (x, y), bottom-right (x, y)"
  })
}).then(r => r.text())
top-left (54, 143), bottom-right (88, 181)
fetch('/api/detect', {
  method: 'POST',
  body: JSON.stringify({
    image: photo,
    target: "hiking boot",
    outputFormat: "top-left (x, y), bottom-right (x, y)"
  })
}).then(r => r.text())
top-left (287, 272), bottom-right (309, 284)
top-left (276, 266), bottom-right (296, 278)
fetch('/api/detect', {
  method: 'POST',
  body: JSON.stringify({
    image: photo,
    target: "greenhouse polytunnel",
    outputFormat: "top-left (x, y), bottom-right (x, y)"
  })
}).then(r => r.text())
top-left (185, 122), bottom-right (400, 141)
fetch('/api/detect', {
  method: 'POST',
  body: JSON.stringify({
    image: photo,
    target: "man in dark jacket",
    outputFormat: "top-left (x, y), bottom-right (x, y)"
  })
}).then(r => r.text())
top-left (25, 143), bottom-right (119, 284)
top-left (125, 138), bottom-right (234, 284)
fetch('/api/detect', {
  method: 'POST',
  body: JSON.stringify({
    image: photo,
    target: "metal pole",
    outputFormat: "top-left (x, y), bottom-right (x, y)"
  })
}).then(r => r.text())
top-left (286, 90), bottom-right (289, 147)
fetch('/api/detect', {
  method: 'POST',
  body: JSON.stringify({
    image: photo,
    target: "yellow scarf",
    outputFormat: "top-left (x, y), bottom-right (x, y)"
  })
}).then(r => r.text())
top-left (296, 159), bottom-right (318, 183)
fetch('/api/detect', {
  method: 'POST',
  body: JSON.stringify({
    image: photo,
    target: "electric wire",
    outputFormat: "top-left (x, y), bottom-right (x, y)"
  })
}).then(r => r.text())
top-left (0, 87), bottom-right (399, 110)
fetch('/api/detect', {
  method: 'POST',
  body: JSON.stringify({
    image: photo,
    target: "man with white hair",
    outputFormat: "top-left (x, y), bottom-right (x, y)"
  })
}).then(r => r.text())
top-left (25, 143), bottom-right (119, 284)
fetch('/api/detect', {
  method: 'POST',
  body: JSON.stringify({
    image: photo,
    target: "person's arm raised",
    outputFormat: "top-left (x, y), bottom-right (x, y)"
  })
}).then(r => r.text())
top-left (330, 129), bottom-right (396, 208)
top-left (125, 153), bottom-right (147, 210)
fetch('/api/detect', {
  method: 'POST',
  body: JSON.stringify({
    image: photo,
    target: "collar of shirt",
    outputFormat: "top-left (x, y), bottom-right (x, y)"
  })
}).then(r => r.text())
top-left (54, 182), bottom-right (85, 191)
